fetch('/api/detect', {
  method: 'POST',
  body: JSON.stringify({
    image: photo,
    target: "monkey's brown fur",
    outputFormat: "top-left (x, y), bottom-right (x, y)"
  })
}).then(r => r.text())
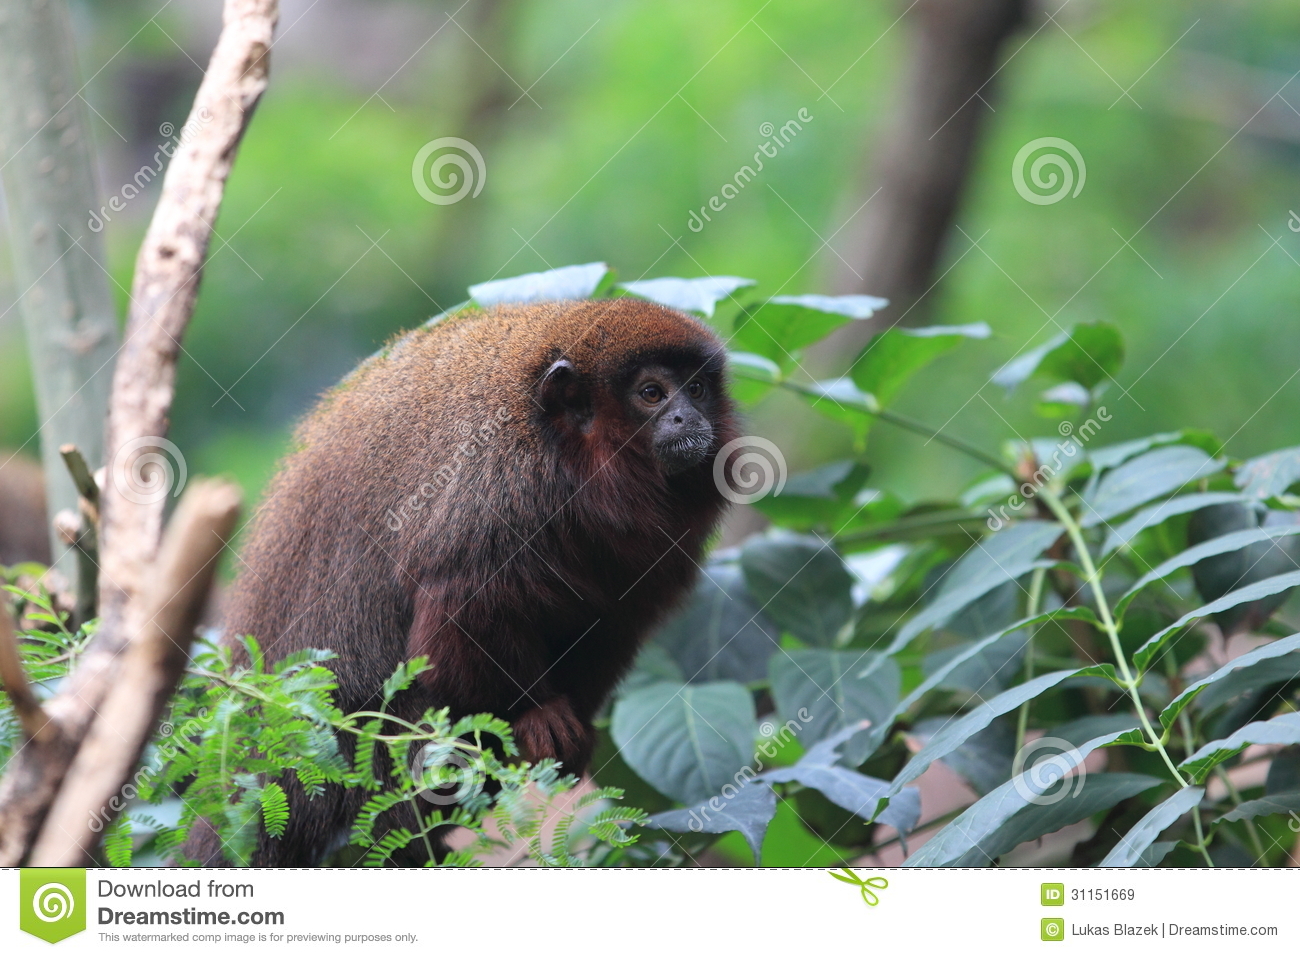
top-left (189, 299), bottom-right (736, 865)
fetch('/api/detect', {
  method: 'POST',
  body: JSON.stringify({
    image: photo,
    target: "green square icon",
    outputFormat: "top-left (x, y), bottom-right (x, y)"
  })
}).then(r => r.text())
top-left (1041, 918), bottom-right (1065, 942)
top-left (20, 868), bottom-right (86, 943)
top-left (1041, 883), bottom-right (1065, 906)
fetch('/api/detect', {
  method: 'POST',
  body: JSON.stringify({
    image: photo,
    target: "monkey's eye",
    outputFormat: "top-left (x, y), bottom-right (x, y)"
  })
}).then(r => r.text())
top-left (639, 383), bottom-right (665, 404)
top-left (686, 380), bottom-right (705, 400)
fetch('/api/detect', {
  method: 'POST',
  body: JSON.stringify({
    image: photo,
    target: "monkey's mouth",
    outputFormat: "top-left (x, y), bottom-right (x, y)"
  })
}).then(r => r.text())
top-left (656, 435), bottom-right (713, 475)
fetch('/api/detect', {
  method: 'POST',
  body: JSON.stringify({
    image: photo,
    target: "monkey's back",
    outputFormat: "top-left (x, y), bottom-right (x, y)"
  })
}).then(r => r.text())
top-left (223, 299), bottom-right (730, 714)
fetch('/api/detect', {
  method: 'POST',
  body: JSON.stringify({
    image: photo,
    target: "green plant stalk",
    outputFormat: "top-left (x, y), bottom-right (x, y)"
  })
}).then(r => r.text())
top-left (1215, 766), bottom-right (1266, 863)
top-left (1035, 487), bottom-right (1189, 788)
top-left (1015, 567), bottom-right (1047, 755)
top-left (771, 378), bottom-right (1014, 476)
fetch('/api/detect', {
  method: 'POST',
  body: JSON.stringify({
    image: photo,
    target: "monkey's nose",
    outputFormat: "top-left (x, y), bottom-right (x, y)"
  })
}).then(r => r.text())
top-left (673, 414), bottom-right (684, 423)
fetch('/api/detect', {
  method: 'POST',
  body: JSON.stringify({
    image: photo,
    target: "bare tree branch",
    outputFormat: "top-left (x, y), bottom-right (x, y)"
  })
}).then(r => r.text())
top-left (0, 0), bottom-right (279, 866)
top-left (30, 480), bottom-right (240, 866)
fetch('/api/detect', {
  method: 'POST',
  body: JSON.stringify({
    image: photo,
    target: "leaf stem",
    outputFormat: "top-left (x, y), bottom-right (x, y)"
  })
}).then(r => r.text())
top-left (1015, 567), bottom-right (1047, 755)
top-left (1035, 487), bottom-right (1190, 789)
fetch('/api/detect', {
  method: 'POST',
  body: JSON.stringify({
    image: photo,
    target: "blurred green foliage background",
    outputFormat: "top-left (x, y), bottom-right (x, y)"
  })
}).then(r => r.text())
top-left (3, 0), bottom-right (1299, 509)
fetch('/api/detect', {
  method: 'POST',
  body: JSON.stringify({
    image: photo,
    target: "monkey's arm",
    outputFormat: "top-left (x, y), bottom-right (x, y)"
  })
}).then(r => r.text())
top-left (406, 584), bottom-right (595, 774)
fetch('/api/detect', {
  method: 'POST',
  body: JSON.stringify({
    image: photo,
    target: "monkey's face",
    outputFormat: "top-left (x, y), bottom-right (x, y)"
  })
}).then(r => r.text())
top-left (625, 364), bottom-right (716, 475)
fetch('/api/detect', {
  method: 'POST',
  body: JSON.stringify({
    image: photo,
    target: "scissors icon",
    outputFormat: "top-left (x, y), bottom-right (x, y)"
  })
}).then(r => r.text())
top-left (829, 868), bottom-right (889, 906)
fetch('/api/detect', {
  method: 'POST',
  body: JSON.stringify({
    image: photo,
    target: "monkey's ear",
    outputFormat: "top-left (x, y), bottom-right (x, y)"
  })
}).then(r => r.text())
top-left (537, 358), bottom-right (587, 416)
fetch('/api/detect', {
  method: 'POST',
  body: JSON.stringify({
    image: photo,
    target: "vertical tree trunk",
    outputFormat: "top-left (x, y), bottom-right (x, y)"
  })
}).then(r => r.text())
top-left (0, 0), bottom-right (120, 578)
top-left (813, 0), bottom-right (1027, 368)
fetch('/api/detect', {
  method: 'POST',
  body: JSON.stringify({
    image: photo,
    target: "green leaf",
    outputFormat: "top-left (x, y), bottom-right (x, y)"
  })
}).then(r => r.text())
top-left (610, 681), bottom-right (756, 805)
top-left (991, 322), bottom-right (1124, 392)
top-left (763, 765), bottom-right (921, 834)
top-left (740, 534), bottom-right (855, 647)
top-left (1160, 633), bottom-right (1300, 731)
top-left (1117, 522), bottom-right (1300, 616)
top-left (618, 642), bottom-right (685, 694)
top-left (1132, 570), bottom-right (1300, 673)
top-left (646, 781), bottom-right (777, 863)
top-left (950, 773), bottom-right (1163, 865)
top-left (903, 731), bottom-right (1129, 866)
top-left (103, 816), bottom-right (134, 868)
top-left (652, 563), bottom-right (779, 684)
top-left (1089, 430), bottom-right (1204, 472)
top-left (1187, 505), bottom-right (1300, 637)
top-left (752, 460), bottom-right (871, 531)
top-left (1267, 746), bottom-right (1300, 794)
top-left (911, 717), bottom-right (1013, 795)
top-left (1180, 712), bottom-right (1300, 782)
top-left (1134, 841), bottom-right (1178, 867)
top-left (618, 276), bottom-right (755, 317)
top-left (769, 649), bottom-right (900, 765)
top-left (888, 521), bottom-right (1062, 650)
top-left (1215, 791), bottom-right (1300, 825)
top-left (852, 323), bottom-right (990, 408)
top-left (732, 295), bottom-right (885, 368)
top-left (1081, 446), bottom-right (1223, 528)
top-left (1236, 446), bottom-right (1300, 499)
top-left (727, 350), bottom-right (782, 404)
top-left (260, 782), bottom-right (290, 838)
top-left (889, 669), bottom-right (1089, 794)
top-left (468, 262), bottom-right (611, 305)
top-left (1098, 787), bottom-right (1204, 866)
top-left (1102, 492), bottom-right (1247, 556)
top-left (791, 379), bottom-right (881, 444)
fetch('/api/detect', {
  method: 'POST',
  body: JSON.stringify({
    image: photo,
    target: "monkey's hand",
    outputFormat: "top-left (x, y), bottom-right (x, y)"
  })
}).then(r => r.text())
top-left (514, 697), bottom-right (594, 775)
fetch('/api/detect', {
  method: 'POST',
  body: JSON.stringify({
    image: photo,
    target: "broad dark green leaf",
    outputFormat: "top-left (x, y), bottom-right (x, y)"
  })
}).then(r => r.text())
top-left (923, 625), bottom-right (1026, 697)
top-left (618, 276), bottom-right (755, 317)
top-left (1089, 430), bottom-right (1193, 472)
top-left (610, 681), bottom-right (756, 805)
top-left (1187, 505), bottom-right (1300, 636)
top-left (1045, 714), bottom-right (1144, 749)
top-left (1180, 712), bottom-right (1300, 782)
top-left (617, 642), bottom-right (685, 694)
top-left (741, 534), bottom-right (855, 647)
top-left (652, 563), bottom-right (780, 684)
top-left (1102, 492), bottom-right (1247, 556)
top-left (856, 608), bottom-right (1100, 757)
top-left (890, 669), bottom-right (1084, 793)
top-left (1132, 570), bottom-right (1300, 673)
top-left (852, 323), bottom-right (990, 408)
top-left (761, 764), bottom-right (921, 835)
top-left (1117, 523), bottom-right (1300, 616)
top-left (468, 262), bottom-right (610, 305)
top-left (1134, 841), bottom-right (1177, 867)
top-left (1236, 446), bottom-right (1300, 499)
top-left (950, 773), bottom-right (1163, 866)
top-left (1194, 654), bottom-right (1300, 714)
top-left (888, 521), bottom-right (1061, 649)
top-left (1215, 791), bottom-right (1300, 825)
top-left (752, 460), bottom-right (871, 530)
top-left (770, 649), bottom-right (900, 765)
top-left (1160, 633), bottom-right (1300, 730)
top-left (1081, 446), bottom-right (1222, 528)
top-left (991, 322), bottom-right (1123, 391)
top-left (732, 294), bottom-right (886, 368)
top-left (793, 378), bottom-right (880, 443)
top-left (726, 350), bottom-right (782, 404)
top-left (1098, 787), bottom-right (1204, 866)
top-left (912, 718), bottom-right (1014, 795)
top-left (904, 731), bottom-right (1128, 866)
top-left (647, 781), bottom-right (777, 863)
top-left (1267, 746), bottom-right (1300, 794)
